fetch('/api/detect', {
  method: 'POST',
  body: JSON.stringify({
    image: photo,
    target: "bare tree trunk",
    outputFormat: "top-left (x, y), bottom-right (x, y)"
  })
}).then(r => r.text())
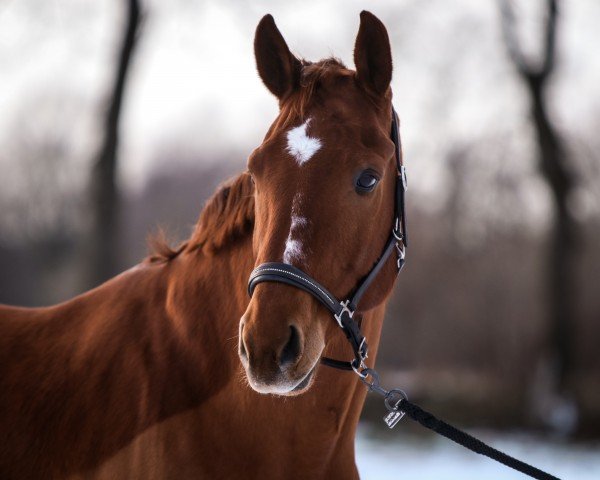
top-left (499, 0), bottom-right (578, 432)
top-left (88, 0), bottom-right (141, 287)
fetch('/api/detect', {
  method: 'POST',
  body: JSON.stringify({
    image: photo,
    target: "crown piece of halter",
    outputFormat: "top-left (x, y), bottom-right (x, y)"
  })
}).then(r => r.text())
top-left (248, 106), bottom-right (407, 373)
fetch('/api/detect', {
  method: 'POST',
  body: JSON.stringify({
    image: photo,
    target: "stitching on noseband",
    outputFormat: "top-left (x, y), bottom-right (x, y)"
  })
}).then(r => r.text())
top-left (252, 267), bottom-right (336, 306)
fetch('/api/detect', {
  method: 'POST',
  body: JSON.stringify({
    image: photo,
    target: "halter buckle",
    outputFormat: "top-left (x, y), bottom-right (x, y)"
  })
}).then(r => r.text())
top-left (393, 218), bottom-right (404, 243)
top-left (395, 242), bottom-right (406, 271)
top-left (358, 337), bottom-right (368, 361)
top-left (333, 300), bottom-right (354, 329)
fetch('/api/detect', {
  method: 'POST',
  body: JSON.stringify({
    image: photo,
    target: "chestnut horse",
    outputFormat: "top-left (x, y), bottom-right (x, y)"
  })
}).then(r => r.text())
top-left (0, 11), bottom-right (404, 479)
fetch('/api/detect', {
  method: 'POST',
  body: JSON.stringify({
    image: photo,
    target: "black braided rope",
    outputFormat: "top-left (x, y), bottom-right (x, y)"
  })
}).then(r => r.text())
top-left (398, 399), bottom-right (560, 480)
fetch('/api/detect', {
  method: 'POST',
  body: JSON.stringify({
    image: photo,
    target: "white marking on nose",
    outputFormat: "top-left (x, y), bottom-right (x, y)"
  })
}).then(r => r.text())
top-left (286, 118), bottom-right (322, 165)
top-left (283, 216), bottom-right (307, 264)
top-left (283, 236), bottom-right (303, 264)
top-left (283, 195), bottom-right (308, 265)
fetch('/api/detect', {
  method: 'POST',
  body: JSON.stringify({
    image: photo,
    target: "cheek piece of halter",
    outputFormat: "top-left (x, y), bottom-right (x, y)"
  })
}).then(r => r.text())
top-left (247, 107), bottom-right (407, 376)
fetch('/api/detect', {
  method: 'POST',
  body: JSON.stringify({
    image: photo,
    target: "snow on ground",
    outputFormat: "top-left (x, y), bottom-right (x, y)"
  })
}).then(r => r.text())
top-left (356, 424), bottom-right (600, 480)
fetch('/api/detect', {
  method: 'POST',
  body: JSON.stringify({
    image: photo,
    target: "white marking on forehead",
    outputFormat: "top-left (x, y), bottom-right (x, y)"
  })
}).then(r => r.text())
top-left (283, 195), bottom-right (308, 265)
top-left (286, 118), bottom-right (322, 165)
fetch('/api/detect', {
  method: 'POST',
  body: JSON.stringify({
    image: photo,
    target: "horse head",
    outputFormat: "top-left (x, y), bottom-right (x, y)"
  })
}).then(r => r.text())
top-left (240, 11), bottom-right (402, 395)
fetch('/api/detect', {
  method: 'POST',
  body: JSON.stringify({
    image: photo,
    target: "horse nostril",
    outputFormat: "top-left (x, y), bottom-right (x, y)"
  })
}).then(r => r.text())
top-left (279, 325), bottom-right (301, 368)
top-left (239, 321), bottom-right (248, 360)
top-left (240, 338), bottom-right (248, 360)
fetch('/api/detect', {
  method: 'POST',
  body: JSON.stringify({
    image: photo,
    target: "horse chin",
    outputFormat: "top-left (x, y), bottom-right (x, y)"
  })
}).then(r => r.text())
top-left (287, 365), bottom-right (316, 395)
top-left (245, 365), bottom-right (317, 397)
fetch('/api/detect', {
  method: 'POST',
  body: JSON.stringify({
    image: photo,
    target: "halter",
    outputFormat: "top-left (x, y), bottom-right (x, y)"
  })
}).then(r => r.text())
top-left (247, 107), bottom-right (407, 374)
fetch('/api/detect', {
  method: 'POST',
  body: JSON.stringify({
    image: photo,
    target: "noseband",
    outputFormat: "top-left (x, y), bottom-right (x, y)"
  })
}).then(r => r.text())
top-left (247, 107), bottom-right (407, 374)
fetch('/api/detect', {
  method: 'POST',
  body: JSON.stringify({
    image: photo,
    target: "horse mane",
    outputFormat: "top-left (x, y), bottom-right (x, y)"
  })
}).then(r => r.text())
top-left (147, 171), bottom-right (255, 263)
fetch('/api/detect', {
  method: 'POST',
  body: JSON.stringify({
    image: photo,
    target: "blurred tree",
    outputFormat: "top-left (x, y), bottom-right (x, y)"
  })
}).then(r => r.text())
top-left (87, 0), bottom-right (141, 287)
top-left (0, 95), bottom-right (87, 306)
top-left (499, 0), bottom-right (578, 432)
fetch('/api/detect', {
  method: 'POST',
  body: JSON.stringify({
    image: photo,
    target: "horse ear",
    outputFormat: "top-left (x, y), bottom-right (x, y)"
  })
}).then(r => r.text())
top-left (254, 14), bottom-right (302, 100)
top-left (353, 11), bottom-right (393, 96)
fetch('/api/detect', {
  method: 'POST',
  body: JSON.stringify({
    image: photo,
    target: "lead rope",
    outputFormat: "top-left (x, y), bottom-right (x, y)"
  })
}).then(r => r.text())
top-left (345, 365), bottom-right (560, 480)
top-left (320, 265), bottom-right (560, 479)
top-left (326, 298), bottom-right (560, 480)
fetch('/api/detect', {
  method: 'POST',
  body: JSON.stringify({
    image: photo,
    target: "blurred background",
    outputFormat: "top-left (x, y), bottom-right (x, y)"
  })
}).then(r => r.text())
top-left (1, 0), bottom-right (599, 477)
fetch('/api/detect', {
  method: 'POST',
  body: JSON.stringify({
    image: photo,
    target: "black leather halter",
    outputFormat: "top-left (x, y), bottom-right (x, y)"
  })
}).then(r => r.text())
top-left (247, 107), bottom-right (407, 373)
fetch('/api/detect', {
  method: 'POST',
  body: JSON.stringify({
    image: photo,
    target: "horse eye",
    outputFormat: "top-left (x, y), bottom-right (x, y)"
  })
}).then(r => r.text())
top-left (355, 171), bottom-right (380, 193)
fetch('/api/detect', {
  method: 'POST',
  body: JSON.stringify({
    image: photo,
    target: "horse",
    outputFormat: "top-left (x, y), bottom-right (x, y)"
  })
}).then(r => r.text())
top-left (0, 11), bottom-right (405, 479)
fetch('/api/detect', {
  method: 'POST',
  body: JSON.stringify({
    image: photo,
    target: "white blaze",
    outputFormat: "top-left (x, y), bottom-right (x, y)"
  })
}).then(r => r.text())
top-left (283, 120), bottom-right (319, 264)
top-left (283, 196), bottom-right (308, 265)
top-left (286, 118), bottom-right (322, 165)
top-left (283, 236), bottom-right (304, 264)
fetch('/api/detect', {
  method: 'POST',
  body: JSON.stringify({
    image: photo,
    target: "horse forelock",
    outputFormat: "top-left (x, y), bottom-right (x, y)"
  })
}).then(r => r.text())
top-left (277, 57), bottom-right (350, 128)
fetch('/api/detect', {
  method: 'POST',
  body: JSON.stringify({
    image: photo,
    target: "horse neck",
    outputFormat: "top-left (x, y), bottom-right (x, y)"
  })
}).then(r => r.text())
top-left (165, 236), bottom-right (256, 369)
top-left (0, 236), bottom-right (255, 477)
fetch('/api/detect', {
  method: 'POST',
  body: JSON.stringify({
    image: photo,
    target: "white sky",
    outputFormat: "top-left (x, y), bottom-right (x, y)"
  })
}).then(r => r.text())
top-left (0, 0), bottom-right (599, 229)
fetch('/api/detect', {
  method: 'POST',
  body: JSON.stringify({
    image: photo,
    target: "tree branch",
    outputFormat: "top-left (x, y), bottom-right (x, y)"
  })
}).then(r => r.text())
top-left (88, 0), bottom-right (141, 287)
top-left (499, 0), bottom-right (558, 81)
top-left (540, 0), bottom-right (558, 77)
top-left (498, 0), bottom-right (533, 77)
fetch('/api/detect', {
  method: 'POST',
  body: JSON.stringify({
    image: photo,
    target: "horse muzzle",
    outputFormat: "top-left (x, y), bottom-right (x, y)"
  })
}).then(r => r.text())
top-left (238, 290), bottom-right (325, 395)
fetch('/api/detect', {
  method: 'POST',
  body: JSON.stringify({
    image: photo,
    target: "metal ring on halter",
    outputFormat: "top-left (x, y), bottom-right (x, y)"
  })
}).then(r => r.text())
top-left (351, 359), bottom-right (368, 377)
top-left (358, 367), bottom-right (379, 385)
top-left (384, 388), bottom-right (408, 412)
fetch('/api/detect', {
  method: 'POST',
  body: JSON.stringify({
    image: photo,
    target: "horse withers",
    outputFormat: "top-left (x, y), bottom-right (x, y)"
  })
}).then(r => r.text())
top-left (0, 11), bottom-right (404, 479)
